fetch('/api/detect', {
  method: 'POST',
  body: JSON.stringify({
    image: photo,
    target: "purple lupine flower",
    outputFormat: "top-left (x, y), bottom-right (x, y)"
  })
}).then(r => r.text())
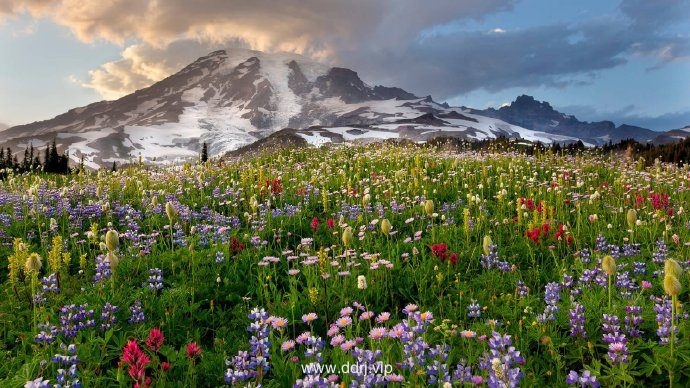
top-left (99, 303), bottom-right (118, 331)
top-left (561, 274), bottom-right (575, 289)
top-left (58, 304), bottom-right (95, 338)
top-left (51, 343), bottom-right (81, 388)
top-left (451, 359), bottom-right (473, 384)
top-left (537, 282), bottom-right (561, 322)
top-left (480, 244), bottom-right (511, 272)
top-left (579, 248), bottom-right (591, 264)
top-left (607, 244), bottom-right (621, 259)
top-left (624, 305), bottom-right (643, 338)
top-left (652, 295), bottom-right (677, 345)
top-left (516, 280), bottom-right (529, 298)
top-left (632, 262), bottom-right (646, 275)
top-left (568, 303), bottom-right (587, 338)
top-left (146, 268), bottom-right (163, 290)
top-left (566, 370), bottom-right (600, 387)
top-left (601, 314), bottom-right (628, 365)
top-left (128, 300), bottom-right (145, 324)
top-left (214, 251), bottom-right (225, 264)
top-left (426, 344), bottom-right (451, 385)
top-left (479, 332), bottom-right (524, 387)
top-left (34, 323), bottom-right (58, 344)
top-left (24, 376), bottom-right (51, 388)
top-left (615, 271), bottom-right (637, 298)
top-left (41, 273), bottom-right (60, 294)
top-left (467, 299), bottom-right (482, 318)
top-left (652, 239), bottom-right (668, 265)
top-left (225, 307), bottom-right (272, 384)
top-left (607, 340), bottom-right (629, 365)
top-left (601, 314), bottom-right (622, 343)
top-left (621, 243), bottom-right (641, 257)
top-left (350, 347), bottom-right (389, 386)
top-left (580, 267), bottom-right (607, 288)
top-left (93, 255), bottom-right (111, 284)
top-left (594, 235), bottom-right (607, 252)
top-left (224, 351), bottom-right (253, 385)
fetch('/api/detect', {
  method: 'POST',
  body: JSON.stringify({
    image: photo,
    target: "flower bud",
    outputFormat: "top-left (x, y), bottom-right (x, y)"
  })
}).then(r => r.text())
top-left (105, 230), bottom-right (119, 252)
top-left (25, 253), bottom-right (42, 274)
top-left (362, 194), bottom-right (371, 207)
top-left (663, 274), bottom-right (682, 296)
top-left (483, 235), bottom-right (493, 256)
top-left (165, 201), bottom-right (177, 222)
top-left (424, 200), bottom-right (434, 216)
top-left (626, 209), bottom-right (637, 229)
top-left (664, 259), bottom-right (682, 279)
top-left (380, 219), bottom-right (392, 235)
top-left (342, 227), bottom-right (353, 247)
top-left (602, 255), bottom-right (616, 276)
top-left (106, 251), bottom-right (119, 269)
top-left (357, 275), bottom-right (367, 290)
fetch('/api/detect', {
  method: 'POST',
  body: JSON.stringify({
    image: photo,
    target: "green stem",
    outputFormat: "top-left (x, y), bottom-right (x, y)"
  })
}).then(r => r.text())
top-left (608, 275), bottom-right (612, 311)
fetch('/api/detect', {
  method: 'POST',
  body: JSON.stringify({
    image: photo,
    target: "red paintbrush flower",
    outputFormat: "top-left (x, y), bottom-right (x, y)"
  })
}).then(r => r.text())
top-left (145, 328), bottom-right (164, 352)
top-left (186, 341), bottom-right (202, 359)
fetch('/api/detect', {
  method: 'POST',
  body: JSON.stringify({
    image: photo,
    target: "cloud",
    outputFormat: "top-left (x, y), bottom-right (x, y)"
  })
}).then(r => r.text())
top-left (0, 0), bottom-right (514, 48)
top-left (71, 40), bottom-right (231, 99)
top-left (3, 0), bottom-right (687, 102)
top-left (0, 121), bottom-right (7, 131)
top-left (343, 20), bottom-right (632, 98)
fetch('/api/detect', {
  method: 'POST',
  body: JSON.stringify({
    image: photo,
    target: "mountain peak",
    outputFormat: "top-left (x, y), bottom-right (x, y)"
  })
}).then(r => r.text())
top-left (508, 95), bottom-right (555, 113)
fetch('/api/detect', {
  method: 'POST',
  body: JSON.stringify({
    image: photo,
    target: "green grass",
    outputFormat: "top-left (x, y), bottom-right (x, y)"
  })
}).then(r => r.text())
top-left (1, 143), bottom-right (689, 387)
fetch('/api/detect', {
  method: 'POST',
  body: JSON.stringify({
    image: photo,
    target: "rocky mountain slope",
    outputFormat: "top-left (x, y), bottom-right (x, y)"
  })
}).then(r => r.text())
top-left (0, 50), bottom-right (682, 168)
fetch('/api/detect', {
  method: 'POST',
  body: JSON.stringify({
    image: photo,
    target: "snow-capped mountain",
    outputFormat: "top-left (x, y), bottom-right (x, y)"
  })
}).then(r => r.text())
top-left (0, 49), bottom-right (654, 167)
top-left (470, 95), bottom-right (659, 145)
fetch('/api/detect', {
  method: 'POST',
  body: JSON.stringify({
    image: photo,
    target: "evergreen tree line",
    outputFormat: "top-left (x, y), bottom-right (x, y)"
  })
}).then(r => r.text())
top-left (0, 139), bottom-right (70, 176)
top-left (429, 135), bottom-right (690, 165)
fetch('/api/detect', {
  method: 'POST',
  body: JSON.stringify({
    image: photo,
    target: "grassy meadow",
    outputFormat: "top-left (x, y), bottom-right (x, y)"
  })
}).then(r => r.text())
top-left (1, 143), bottom-right (689, 387)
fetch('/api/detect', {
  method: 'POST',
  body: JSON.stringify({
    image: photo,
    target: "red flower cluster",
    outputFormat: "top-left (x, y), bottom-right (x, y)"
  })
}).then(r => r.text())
top-left (265, 178), bottom-right (283, 195)
top-left (431, 243), bottom-right (458, 265)
top-left (526, 223), bottom-right (572, 245)
top-left (186, 342), bottom-right (202, 359)
top-left (230, 236), bottom-right (245, 256)
top-left (311, 217), bottom-right (335, 231)
top-left (518, 197), bottom-right (536, 211)
top-left (650, 192), bottom-right (673, 215)
top-left (145, 328), bottom-right (164, 352)
top-left (431, 243), bottom-right (448, 260)
top-left (122, 340), bottom-right (151, 387)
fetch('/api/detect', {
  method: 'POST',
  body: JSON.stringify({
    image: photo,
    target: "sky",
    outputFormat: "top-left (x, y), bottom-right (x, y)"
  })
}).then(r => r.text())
top-left (0, 0), bottom-right (689, 131)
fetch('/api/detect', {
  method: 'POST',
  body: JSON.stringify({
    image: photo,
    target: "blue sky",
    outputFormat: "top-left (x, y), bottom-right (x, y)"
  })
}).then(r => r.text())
top-left (0, 0), bottom-right (689, 131)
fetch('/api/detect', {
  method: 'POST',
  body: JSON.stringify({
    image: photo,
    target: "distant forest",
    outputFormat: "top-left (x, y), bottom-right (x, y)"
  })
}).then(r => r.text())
top-left (0, 139), bottom-right (70, 176)
top-left (433, 136), bottom-right (690, 166)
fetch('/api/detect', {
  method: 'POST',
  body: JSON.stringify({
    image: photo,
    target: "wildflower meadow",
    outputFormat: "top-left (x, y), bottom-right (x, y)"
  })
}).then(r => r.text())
top-left (1, 143), bottom-right (689, 387)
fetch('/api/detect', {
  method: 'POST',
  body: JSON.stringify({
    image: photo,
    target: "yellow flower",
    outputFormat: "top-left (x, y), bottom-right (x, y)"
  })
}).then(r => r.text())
top-left (663, 274), bottom-right (682, 297)
top-left (424, 199), bottom-right (434, 216)
top-left (357, 275), bottom-right (367, 290)
top-left (664, 259), bottom-right (682, 279)
top-left (342, 227), bottom-right (353, 247)
top-left (483, 235), bottom-right (493, 256)
top-left (362, 193), bottom-right (371, 207)
top-left (105, 230), bottom-right (119, 252)
top-left (25, 253), bottom-right (42, 274)
top-left (602, 255), bottom-right (616, 276)
top-left (165, 201), bottom-right (177, 222)
top-left (380, 219), bottom-right (392, 235)
top-left (626, 209), bottom-right (637, 229)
